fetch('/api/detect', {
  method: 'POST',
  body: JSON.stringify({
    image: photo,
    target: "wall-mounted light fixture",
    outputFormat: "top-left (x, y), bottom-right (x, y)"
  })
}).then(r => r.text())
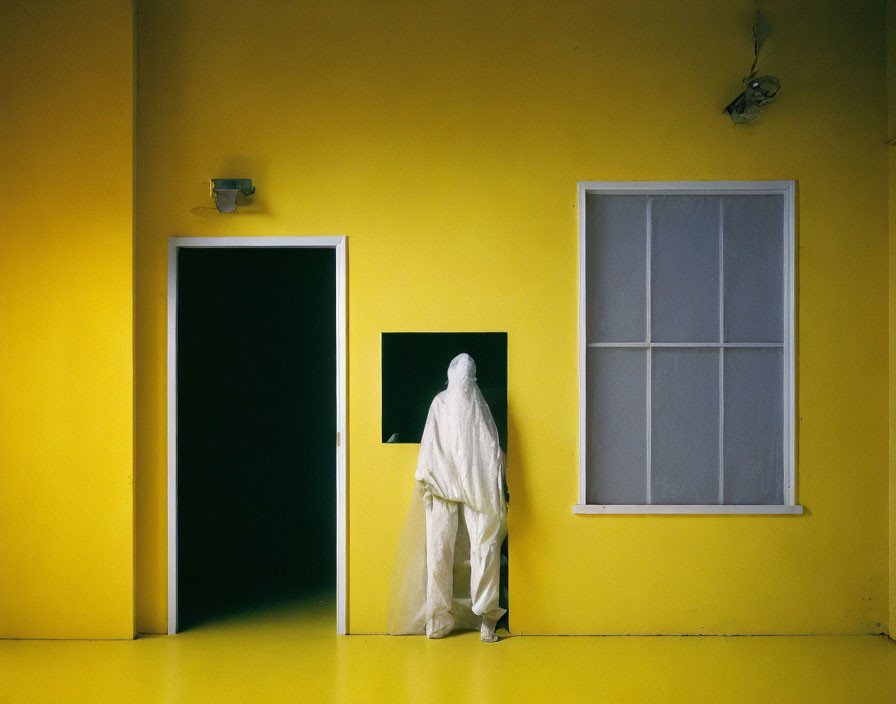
top-left (723, 8), bottom-right (780, 123)
top-left (211, 179), bottom-right (255, 213)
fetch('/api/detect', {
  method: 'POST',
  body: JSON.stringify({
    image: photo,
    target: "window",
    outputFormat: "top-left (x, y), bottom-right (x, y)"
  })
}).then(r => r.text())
top-left (575, 182), bottom-right (800, 515)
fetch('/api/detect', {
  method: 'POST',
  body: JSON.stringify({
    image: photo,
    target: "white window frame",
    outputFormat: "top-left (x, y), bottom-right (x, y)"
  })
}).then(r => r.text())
top-left (574, 181), bottom-right (801, 515)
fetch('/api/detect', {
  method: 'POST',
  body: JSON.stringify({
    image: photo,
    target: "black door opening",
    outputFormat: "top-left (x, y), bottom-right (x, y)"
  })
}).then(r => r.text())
top-left (176, 246), bottom-right (336, 630)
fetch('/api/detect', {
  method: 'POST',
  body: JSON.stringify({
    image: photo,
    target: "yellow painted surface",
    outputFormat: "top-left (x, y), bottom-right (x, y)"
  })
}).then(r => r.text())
top-left (0, 0), bottom-right (134, 637)
top-left (135, 0), bottom-right (890, 635)
top-left (3, 599), bottom-right (896, 703)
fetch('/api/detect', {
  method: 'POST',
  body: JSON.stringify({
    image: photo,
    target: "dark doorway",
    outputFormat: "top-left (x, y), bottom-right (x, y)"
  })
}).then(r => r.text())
top-left (176, 246), bottom-right (336, 630)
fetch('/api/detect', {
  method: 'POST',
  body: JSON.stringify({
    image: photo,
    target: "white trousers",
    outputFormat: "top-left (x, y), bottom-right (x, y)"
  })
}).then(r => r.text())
top-left (424, 495), bottom-right (505, 637)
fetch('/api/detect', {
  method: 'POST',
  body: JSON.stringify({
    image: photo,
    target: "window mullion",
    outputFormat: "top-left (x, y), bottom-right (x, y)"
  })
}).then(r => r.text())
top-left (718, 198), bottom-right (725, 505)
top-left (645, 196), bottom-right (653, 505)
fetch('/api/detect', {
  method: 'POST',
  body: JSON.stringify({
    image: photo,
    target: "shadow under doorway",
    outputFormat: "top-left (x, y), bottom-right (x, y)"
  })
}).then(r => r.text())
top-left (176, 246), bottom-right (336, 631)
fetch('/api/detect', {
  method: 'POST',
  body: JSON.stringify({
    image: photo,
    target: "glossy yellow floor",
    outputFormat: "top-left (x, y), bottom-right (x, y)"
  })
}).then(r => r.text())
top-left (2, 599), bottom-right (895, 703)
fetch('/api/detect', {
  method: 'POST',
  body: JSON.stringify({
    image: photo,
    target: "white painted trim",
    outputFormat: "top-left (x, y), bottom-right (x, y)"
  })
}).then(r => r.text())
top-left (783, 182), bottom-right (797, 506)
top-left (166, 240), bottom-right (178, 636)
top-left (586, 342), bottom-right (784, 348)
top-left (577, 181), bottom-right (798, 513)
top-left (167, 235), bottom-right (348, 635)
top-left (645, 197), bottom-right (653, 504)
top-left (718, 199), bottom-right (725, 505)
top-left (577, 181), bottom-right (794, 196)
top-left (169, 236), bottom-right (345, 248)
top-left (577, 182), bottom-right (588, 505)
top-left (334, 237), bottom-right (347, 636)
top-left (572, 504), bottom-right (804, 515)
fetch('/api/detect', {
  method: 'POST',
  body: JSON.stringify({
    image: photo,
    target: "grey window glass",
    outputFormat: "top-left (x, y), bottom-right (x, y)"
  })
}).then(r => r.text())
top-left (583, 189), bottom-right (788, 507)
top-left (586, 348), bottom-right (647, 504)
top-left (651, 196), bottom-right (720, 343)
top-left (651, 348), bottom-right (720, 504)
top-left (723, 196), bottom-right (784, 343)
top-left (585, 194), bottom-right (647, 342)
top-left (723, 348), bottom-right (784, 504)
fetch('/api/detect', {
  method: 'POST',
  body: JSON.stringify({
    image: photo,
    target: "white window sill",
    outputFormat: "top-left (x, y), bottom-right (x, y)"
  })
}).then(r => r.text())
top-left (572, 504), bottom-right (804, 515)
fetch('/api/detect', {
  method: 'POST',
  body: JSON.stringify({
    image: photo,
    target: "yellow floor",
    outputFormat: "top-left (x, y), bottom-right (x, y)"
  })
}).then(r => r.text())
top-left (2, 599), bottom-right (895, 703)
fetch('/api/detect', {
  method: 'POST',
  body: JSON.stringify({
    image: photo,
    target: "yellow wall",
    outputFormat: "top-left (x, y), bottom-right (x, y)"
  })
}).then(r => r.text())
top-left (1, 0), bottom-right (134, 638)
top-left (135, 0), bottom-right (890, 635)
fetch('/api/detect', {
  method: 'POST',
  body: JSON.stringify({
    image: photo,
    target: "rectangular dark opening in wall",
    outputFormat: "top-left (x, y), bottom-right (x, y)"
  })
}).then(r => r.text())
top-left (381, 332), bottom-right (507, 448)
top-left (176, 247), bottom-right (335, 630)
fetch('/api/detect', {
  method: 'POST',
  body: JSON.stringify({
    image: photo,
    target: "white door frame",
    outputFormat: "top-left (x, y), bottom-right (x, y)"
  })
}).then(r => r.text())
top-left (167, 236), bottom-right (348, 635)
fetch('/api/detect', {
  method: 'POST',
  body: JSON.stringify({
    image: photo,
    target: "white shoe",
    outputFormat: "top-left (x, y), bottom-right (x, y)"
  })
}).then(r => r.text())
top-left (426, 613), bottom-right (454, 639)
top-left (480, 618), bottom-right (499, 643)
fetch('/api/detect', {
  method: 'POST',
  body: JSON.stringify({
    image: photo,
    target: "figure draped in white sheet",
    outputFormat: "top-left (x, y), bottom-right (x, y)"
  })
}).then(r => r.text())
top-left (387, 353), bottom-right (507, 642)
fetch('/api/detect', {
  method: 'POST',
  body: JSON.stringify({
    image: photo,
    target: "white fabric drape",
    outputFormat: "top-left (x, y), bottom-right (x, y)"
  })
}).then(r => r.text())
top-left (388, 353), bottom-right (507, 636)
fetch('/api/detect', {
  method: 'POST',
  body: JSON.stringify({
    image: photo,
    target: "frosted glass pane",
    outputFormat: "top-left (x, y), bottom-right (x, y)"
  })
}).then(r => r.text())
top-left (586, 348), bottom-right (647, 504)
top-left (723, 348), bottom-right (784, 504)
top-left (586, 194), bottom-right (647, 342)
top-left (723, 196), bottom-right (784, 343)
top-left (651, 348), bottom-right (719, 504)
top-left (651, 197), bottom-right (720, 342)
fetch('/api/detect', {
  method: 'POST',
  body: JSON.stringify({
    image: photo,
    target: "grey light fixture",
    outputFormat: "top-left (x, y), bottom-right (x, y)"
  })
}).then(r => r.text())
top-left (723, 7), bottom-right (780, 123)
top-left (211, 178), bottom-right (255, 213)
